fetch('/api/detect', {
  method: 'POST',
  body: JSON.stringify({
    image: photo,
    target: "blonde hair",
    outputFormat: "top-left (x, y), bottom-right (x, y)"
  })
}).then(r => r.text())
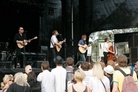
top-left (74, 69), bottom-right (85, 82)
top-left (1, 74), bottom-right (13, 89)
top-left (92, 62), bottom-right (104, 80)
top-left (14, 72), bottom-right (29, 86)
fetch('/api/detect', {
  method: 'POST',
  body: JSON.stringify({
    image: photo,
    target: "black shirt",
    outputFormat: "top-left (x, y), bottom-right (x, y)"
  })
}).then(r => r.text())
top-left (7, 83), bottom-right (31, 92)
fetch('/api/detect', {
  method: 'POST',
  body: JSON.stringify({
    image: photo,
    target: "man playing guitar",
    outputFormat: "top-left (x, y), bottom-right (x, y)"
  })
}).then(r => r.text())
top-left (50, 30), bottom-right (65, 68)
top-left (78, 34), bottom-right (88, 62)
top-left (14, 27), bottom-right (30, 68)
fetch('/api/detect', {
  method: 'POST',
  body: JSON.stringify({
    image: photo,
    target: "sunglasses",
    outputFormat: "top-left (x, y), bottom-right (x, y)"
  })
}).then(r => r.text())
top-left (9, 80), bottom-right (14, 82)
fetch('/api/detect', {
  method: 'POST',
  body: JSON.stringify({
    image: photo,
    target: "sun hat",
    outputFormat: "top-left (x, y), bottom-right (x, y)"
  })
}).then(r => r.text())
top-left (104, 65), bottom-right (114, 74)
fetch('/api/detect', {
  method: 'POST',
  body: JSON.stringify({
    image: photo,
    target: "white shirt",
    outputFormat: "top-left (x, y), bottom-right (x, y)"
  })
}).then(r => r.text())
top-left (103, 42), bottom-right (109, 52)
top-left (50, 35), bottom-right (58, 48)
top-left (51, 66), bottom-right (67, 92)
top-left (82, 71), bottom-right (92, 86)
top-left (37, 70), bottom-right (55, 92)
top-left (88, 76), bottom-right (110, 92)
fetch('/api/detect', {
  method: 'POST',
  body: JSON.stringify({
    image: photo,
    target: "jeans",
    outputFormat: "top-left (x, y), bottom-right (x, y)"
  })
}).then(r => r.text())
top-left (79, 52), bottom-right (86, 62)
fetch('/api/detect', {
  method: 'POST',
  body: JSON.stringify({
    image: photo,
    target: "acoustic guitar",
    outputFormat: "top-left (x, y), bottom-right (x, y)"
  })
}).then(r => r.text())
top-left (54, 39), bottom-right (66, 52)
top-left (78, 43), bottom-right (92, 54)
top-left (17, 36), bottom-right (38, 49)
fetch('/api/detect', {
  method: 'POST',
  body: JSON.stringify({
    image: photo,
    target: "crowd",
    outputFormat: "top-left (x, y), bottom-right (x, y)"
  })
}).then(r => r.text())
top-left (1, 54), bottom-right (138, 92)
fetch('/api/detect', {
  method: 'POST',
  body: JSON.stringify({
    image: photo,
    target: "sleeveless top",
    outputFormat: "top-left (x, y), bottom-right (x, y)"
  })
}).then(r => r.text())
top-left (72, 85), bottom-right (87, 92)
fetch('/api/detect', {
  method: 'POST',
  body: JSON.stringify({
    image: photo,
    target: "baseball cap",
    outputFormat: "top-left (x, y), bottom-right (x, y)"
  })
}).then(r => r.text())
top-left (104, 65), bottom-right (114, 74)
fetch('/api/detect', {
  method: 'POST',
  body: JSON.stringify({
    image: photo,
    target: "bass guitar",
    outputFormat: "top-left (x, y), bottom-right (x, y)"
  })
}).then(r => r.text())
top-left (54, 39), bottom-right (66, 52)
top-left (17, 36), bottom-right (38, 49)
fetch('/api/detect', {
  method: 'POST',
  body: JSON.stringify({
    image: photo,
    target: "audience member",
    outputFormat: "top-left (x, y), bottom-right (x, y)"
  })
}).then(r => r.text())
top-left (134, 61), bottom-right (138, 78)
top-left (7, 72), bottom-right (31, 92)
top-left (24, 65), bottom-right (32, 80)
top-left (68, 69), bottom-right (90, 92)
top-left (112, 55), bottom-right (138, 92)
top-left (51, 56), bottom-right (67, 92)
top-left (99, 61), bottom-right (106, 70)
top-left (27, 71), bottom-right (41, 92)
top-left (37, 61), bottom-right (55, 92)
top-left (104, 65), bottom-right (114, 91)
top-left (107, 60), bottom-right (115, 69)
top-left (88, 62), bottom-right (110, 92)
top-left (80, 62), bottom-right (92, 86)
top-left (65, 57), bottom-right (74, 72)
top-left (1, 74), bottom-right (13, 92)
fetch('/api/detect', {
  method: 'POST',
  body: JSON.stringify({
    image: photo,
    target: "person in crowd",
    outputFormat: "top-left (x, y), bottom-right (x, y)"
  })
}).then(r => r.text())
top-left (7, 72), bottom-right (31, 92)
top-left (51, 55), bottom-right (67, 92)
top-left (65, 57), bottom-right (74, 72)
top-left (24, 65), bottom-right (32, 81)
top-left (87, 62), bottom-right (94, 76)
top-left (78, 34), bottom-right (88, 62)
top-left (27, 71), bottom-right (41, 92)
top-left (112, 55), bottom-right (138, 92)
top-left (68, 69), bottom-right (90, 92)
top-left (104, 65), bottom-right (114, 91)
top-left (134, 61), bottom-right (138, 78)
top-left (37, 61), bottom-right (55, 92)
top-left (1, 74), bottom-right (14, 92)
top-left (88, 62), bottom-right (110, 92)
top-left (107, 60), bottom-right (115, 68)
top-left (99, 61), bottom-right (106, 70)
top-left (14, 26), bottom-right (30, 68)
top-left (65, 57), bottom-right (75, 85)
top-left (80, 62), bottom-right (92, 86)
top-left (67, 67), bottom-right (78, 88)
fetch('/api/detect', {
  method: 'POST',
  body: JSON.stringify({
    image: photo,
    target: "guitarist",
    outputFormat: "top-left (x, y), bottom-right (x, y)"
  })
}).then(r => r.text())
top-left (50, 30), bottom-right (61, 68)
top-left (14, 27), bottom-right (30, 68)
top-left (78, 34), bottom-right (88, 62)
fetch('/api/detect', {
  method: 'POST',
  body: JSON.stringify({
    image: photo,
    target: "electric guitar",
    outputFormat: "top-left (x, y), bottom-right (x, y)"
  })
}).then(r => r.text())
top-left (78, 43), bottom-right (92, 54)
top-left (54, 39), bottom-right (66, 52)
top-left (17, 36), bottom-right (38, 49)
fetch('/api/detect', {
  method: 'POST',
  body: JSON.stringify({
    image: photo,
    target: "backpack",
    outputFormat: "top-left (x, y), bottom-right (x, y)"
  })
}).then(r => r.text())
top-left (118, 68), bottom-right (138, 92)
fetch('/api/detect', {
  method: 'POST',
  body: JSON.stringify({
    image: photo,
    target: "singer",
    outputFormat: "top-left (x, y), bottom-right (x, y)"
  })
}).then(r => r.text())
top-left (50, 29), bottom-right (63, 68)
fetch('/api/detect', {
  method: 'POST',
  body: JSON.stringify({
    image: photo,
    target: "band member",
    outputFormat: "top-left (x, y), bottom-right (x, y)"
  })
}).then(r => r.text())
top-left (103, 38), bottom-right (115, 65)
top-left (14, 27), bottom-right (30, 68)
top-left (78, 34), bottom-right (88, 62)
top-left (50, 30), bottom-right (61, 68)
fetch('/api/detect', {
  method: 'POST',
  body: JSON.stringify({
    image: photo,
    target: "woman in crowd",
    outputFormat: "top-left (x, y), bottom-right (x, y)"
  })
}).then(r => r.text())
top-left (27, 71), bottom-right (41, 92)
top-left (88, 62), bottom-right (110, 92)
top-left (68, 69), bottom-right (90, 92)
top-left (1, 74), bottom-right (14, 92)
top-left (7, 72), bottom-right (31, 92)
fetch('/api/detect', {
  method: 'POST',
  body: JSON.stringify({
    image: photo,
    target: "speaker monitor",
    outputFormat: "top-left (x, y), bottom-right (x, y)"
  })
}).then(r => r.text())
top-left (130, 47), bottom-right (138, 65)
top-left (0, 61), bottom-right (12, 68)
top-left (32, 60), bottom-right (45, 68)
top-left (129, 33), bottom-right (138, 47)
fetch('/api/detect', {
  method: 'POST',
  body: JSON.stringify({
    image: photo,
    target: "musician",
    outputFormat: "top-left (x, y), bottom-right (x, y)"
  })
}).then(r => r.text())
top-left (78, 34), bottom-right (87, 62)
top-left (103, 38), bottom-right (115, 65)
top-left (50, 30), bottom-right (61, 68)
top-left (14, 27), bottom-right (30, 68)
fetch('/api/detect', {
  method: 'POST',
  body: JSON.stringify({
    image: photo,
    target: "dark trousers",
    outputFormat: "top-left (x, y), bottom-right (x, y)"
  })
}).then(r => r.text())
top-left (103, 52), bottom-right (108, 65)
top-left (78, 52), bottom-right (86, 62)
top-left (50, 48), bottom-right (57, 68)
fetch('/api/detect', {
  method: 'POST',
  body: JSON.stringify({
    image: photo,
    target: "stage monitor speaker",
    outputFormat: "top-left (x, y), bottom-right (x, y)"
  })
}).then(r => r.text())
top-left (0, 61), bottom-right (12, 68)
top-left (32, 60), bottom-right (45, 68)
top-left (129, 33), bottom-right (138, 47)
top-left (130, 47), bottom-right (138, 65)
